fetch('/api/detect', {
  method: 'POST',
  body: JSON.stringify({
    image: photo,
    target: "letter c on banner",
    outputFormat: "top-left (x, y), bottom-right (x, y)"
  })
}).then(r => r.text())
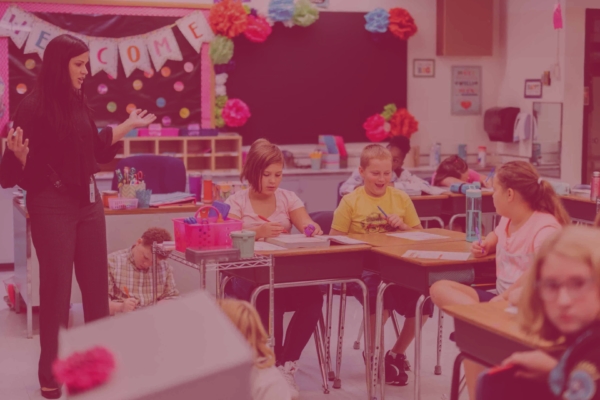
top-left (98, 47), bottom-right (107, 64)
top-left (127, 45), bottom-right (140, 63)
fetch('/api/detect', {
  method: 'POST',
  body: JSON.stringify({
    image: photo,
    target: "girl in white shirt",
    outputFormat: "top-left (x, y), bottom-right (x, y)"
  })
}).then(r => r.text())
top-left (219, 299), bottom-right (293, 400)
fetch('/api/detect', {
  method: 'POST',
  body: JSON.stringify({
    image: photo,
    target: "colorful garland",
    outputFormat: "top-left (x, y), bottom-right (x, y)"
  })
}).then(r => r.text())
top-left (364, 7), bottom-right (417, 40)
top-left (208, 0), bottom-right (319, 129)
top-left (364, 104), bottom-right (418, 142)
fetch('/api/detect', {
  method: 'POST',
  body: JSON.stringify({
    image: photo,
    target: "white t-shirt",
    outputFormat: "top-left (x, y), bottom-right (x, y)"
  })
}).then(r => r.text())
top-left (250, 365), bottom-right (293, 400)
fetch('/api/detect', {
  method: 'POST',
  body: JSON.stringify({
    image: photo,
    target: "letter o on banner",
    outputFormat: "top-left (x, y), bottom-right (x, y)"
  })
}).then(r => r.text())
top-left (127, 46), bottom-right (140, 63)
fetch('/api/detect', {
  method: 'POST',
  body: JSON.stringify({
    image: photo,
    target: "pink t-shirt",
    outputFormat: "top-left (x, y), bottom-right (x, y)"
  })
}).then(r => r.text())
top-left (225, 188), bottom-right (304, 232)
top-left (494, 212), bottom-right (561, 293)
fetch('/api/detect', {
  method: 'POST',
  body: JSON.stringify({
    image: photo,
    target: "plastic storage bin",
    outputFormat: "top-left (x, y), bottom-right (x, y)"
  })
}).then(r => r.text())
top-left (230, 231), bottom-right (256, 259)
top-left (108, 197), bottom-right (139, 210)
top-left (173, 206), bottom-right (243, 252)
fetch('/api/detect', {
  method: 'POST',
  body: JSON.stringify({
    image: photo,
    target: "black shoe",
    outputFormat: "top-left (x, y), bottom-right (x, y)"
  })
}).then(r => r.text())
top-left (449, 332), bottom-right (456, 342)
top-left (385, 351), bottom-right (409, 386)
top-left (41, 388), bottom-right (62, 399)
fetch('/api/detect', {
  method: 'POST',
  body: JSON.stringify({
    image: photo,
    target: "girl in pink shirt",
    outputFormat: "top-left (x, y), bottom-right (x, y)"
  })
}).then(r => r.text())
top-left (430, 161), bottom-right (570, 400)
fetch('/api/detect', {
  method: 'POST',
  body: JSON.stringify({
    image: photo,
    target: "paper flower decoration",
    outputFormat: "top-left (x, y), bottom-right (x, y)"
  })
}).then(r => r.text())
top-left (244, 15), bottom-right (272, 43)
top-left (216, 95), bottom-right (228, 108)
top-left (209, 0), bottom-right (249, 39)
top-left (222, 99), bottom-right (251, 127)
top-left (365, 8), bottom-right (390, 33)
top-left (363, 114), bottom-right (388, 142)
top-left (215, 108), bottom-right (225, 128)
top-left (390, 108), bottom-right (419, 138)
top-left (293, 0), bottom-right (319, 27)
top-left (215, 73), bottom-right (228, 86)
top-left (210, 36), bottom-right (234, 65)
top-left (214, 60), bottom-right (236, 74)
top-left (388, 8), bottom-right (417, 40)
top-left (52, 346), bottom-right (116, 395)
top-left (268, 0), bottom-right (295, 23)
top-left (381, 103), bottom-right (397, 121)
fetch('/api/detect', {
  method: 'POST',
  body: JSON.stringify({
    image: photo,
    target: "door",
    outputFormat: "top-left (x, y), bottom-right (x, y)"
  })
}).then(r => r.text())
top-left (583, 10), bottom-right (600, 183)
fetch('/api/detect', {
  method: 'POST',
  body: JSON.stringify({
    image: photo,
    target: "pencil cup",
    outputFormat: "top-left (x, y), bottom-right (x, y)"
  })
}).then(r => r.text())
top-left (119, 183), bottom-right (146, 199)
top-left (230, 231), bottom-right (256, 259)
top-left (135, 189), bottom-right (152, 209)
top-left (311, 158), bottom-right (321, 170)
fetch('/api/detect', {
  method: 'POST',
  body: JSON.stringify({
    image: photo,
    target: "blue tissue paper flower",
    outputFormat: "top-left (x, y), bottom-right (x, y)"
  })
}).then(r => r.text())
top-left (268, 0), bottom-right (295, 22)
top-left (365, 8), bottom-right (390, 33)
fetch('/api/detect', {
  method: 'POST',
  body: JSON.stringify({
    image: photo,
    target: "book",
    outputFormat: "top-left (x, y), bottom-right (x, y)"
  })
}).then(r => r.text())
top-left (334, 136), bottom-right (347, 158)
top-left (149, 192), bottom-right (197, 207)
top-left (266, 234), bottom-right (330, 249)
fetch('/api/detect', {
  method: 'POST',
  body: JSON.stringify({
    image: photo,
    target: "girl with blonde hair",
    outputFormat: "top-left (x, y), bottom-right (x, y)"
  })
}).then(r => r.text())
top-left (219, 299), bottom-right (292, 400)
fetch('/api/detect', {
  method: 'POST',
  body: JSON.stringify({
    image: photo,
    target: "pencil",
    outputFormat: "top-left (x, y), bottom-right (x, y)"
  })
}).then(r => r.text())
top-left (258, 215), bottom-right (288, 233)
top-left (123, 286), bottom-right (130, 298)
top-left (377, 206), bottom-right (388, 219)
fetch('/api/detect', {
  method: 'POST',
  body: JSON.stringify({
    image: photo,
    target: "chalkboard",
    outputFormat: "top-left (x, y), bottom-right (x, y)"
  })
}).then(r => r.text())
top-left (228, 12), bottom-right (408, 145)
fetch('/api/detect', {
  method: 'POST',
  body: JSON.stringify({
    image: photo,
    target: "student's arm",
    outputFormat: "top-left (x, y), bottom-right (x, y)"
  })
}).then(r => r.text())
top-left (387, 194), bottom-right (423, 231)
top-left (471, 231), bottom-right (498, 258)
top-left (440, 176), bottom-right (466, 187)
top-left (329, 228), bottom-right (348, 236)
top-left (339, 169), bottom-right (363, 196)
top-left (290, 207), bottom-right (323, 236)
top-left (330, 198), bottom-right (353, 235)
top-left (228, 213), bottom-right (284, 240)
top-left (501, 350), bottom-right (558, 380)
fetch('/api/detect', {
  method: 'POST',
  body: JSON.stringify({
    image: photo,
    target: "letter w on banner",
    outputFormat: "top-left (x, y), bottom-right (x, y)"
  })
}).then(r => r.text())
top-left (118, 36), bottom-right (152, 78)
top-left (0, 5), bottom-right (35, 49)
top-left (146, 27), bottom-right (183, 71)
top-left (89, 39), bottom-right (119, 78)
top-left (176, 11), bottom-right (214, 53)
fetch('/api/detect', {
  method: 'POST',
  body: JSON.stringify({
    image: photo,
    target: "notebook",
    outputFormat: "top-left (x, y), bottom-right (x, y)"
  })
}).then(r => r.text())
top-left (266, 234), bottom-right (330, 249)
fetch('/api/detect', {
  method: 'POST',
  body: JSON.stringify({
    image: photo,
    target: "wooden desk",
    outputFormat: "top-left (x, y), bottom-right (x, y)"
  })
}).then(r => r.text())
top-left (349, 228), bottom-right (466, 248)
top-left (442, 191), bottom-right (496, 216)
top-left (103, 204), bottom-right (200, 216)
top-left (561, 195), bottom-right (597, 224)
top-left (443, 301), bottom-right (563, 400)
top-left (410, 195), bottom-right (448, 221)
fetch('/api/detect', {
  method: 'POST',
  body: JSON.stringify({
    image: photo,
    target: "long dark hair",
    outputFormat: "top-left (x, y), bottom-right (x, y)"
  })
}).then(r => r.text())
top-left (433, 155), bottom-right (468, 186)
top-left (34, 34), bottom-right (89, 138)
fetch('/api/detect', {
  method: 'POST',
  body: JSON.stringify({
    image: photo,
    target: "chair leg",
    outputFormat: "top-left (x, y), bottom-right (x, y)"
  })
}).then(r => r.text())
top-left (314, 319), bottom-right (330, 394)
top-left (354, 320), bottom-right (364, 350)
top-left (435, 308), bottom-right (444, 375)
top-left (450, 353), bottom-right (466, 400)
top-left (325, 285), bottom-right (335, 381)
top-left (334, 283), bottom-right (347, 389)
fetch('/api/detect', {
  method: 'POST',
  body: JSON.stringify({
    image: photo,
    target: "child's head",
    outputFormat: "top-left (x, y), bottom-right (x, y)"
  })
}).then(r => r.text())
top-left (519, 226), bottom-right (600, 341)
top-left (387, 136), bottom-right (411, 173)
top-left (433, 155), bottom-right (469, 186)
top-left (359, 144), bottom-right (393, 197)
top-left (493, 161), bottom-right (570, 225)
top-left (241, 139), bottom-right (284, 194)
top-left (132, 227), bottom-right (172, 270)
top-left (218, 299), bottom-right (275, 369)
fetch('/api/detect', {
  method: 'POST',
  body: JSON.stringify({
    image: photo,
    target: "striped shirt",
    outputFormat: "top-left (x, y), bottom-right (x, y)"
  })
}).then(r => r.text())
top-left (107, 247), bottom-right (179, 308)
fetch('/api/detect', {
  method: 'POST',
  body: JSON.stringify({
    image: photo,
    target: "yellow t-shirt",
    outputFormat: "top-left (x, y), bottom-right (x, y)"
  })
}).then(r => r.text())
top-left (332, 186), bottom-right (421, 234)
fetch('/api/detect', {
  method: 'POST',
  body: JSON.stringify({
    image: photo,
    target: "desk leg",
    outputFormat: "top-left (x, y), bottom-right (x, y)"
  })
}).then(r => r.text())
top-left (325, 285), bottom-right (335, 382)
top-left (356, 280), bottom-right (372, 400)
top-left (414, 295), bottom-right (426, 400)
top-left (450, 353), bottom-right (466, 400)
top-left (333, 283), bottom-right (347, 389)
top-left (435, 309), bottom-right (444, 375)
top-left (372, 282), bottom-right (392, 400)
top-left (200, 260), bottom-right (206, 291)
top-left (268, 256), bottom-right (275, 348)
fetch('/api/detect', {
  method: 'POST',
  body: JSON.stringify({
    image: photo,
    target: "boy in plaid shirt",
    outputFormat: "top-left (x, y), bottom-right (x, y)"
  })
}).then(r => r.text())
top-left (108, 227), bottom-right (179, 315)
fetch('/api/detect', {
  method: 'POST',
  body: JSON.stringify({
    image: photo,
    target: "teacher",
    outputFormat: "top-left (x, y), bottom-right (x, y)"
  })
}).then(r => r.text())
top-left (0, 34), bottom-right (156, 399)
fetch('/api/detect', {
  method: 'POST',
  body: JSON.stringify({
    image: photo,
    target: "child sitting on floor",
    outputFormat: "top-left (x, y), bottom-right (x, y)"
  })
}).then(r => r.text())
top-left (330, 144), bottom-right (432, 387)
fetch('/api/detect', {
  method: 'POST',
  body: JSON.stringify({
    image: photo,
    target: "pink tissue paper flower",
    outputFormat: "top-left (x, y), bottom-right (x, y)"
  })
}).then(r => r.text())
top-left (223, 99), bottom-right (251, 127)
top-left (244, 15), bottom-right (272, 43)
top-left (363, 114), bottom-right (388, 142)
top-left (53, 346), bottom-right (116, 395)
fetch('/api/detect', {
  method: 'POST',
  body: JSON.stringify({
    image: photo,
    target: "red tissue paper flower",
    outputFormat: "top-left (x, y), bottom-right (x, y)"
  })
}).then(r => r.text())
top-left (244, 15), bottom-right (272, 43)
top-left (52, 346), bottom-right (116, 395)
top-left (363, 114), bottom-right (388, 142)
top-left (209, 0), bottom-right (249, 39)
top-left (223, 99), bottom-right (251, 127)
top-left (390, 108), bottom-right (419, 139)
top-left (388, 8), bottom-right (417, 40)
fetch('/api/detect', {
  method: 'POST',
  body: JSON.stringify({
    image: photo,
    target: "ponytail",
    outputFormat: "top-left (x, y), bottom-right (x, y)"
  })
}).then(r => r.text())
top-left (496, 161), bottom-right (570, 226)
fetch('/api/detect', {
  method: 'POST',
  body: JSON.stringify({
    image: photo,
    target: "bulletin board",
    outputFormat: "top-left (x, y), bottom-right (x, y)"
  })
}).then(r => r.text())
top-left (227, 12), bottom-right (408, 145)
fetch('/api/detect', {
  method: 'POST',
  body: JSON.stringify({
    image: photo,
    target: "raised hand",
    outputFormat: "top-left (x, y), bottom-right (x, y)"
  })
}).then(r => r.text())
top-left (6, 127), bottom-right (28, 167)
top-left (127, 109), bottom-right (157, 129)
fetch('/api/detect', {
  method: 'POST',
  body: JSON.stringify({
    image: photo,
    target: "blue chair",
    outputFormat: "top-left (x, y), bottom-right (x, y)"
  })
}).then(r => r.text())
top-left (111, 155), bottom-right (186, 194)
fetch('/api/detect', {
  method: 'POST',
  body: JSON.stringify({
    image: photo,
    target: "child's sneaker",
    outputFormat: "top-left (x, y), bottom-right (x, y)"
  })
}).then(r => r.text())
top-left (278, 361), bottom-right (300, 399)
top-left (363, 351), bottom-right (404, 385)
top-left (385, 351), bottom-right (409, 386)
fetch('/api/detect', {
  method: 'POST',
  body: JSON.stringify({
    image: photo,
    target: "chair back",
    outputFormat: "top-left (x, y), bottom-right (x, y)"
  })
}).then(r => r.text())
top-left (111, 155), bottom-right (186, 194)
top-left (309, 211), bottom-right (335, 234)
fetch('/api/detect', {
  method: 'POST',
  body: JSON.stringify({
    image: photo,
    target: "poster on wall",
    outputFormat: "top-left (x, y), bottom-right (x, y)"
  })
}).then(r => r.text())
top-left (451, 66), bottom-right (481, 116)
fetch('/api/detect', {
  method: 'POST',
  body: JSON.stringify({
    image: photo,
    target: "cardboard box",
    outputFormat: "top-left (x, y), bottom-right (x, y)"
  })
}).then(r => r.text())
top-left (58, 291), bottom-right (253, 400)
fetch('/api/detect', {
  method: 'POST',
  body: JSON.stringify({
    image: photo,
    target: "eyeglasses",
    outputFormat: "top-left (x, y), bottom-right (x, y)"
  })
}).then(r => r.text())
top-left (537, 277), bottom-right (596, 301)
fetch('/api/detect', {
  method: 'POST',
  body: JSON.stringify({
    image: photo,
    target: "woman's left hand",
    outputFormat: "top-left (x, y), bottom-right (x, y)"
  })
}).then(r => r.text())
top-left (127, 109), bottom-right (157, 128)
top-left (501, 350), bottom-right (558, 380)
top-left (304, 222), bottom-right (323, 236)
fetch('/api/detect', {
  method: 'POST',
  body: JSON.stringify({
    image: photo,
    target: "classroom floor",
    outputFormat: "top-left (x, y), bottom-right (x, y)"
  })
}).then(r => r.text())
top-left (0, 270), bottom-right (464, 400)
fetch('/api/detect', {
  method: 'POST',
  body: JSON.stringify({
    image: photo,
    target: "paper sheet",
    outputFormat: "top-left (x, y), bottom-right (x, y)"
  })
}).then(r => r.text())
top-left (254, 241), bottom-right (287, 251)
top-left (322, 236), bottom-right (367, 245)
top-left (402, 250), bottom-right (471, 261)
top-left (386, 232), bottom-right (449, 241)
top-left (268, 234), bottom-right (328, 244)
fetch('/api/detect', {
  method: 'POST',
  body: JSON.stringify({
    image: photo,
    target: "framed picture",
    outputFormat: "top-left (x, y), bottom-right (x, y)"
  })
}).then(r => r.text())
top-left (451, 66), bottom-right (482, 116)
top-left (310, 0), bottom-right (329, 8)
top-left (413, 59), bottom-right (435, 78)
top-left (524, 79), bottom-right (543, 98)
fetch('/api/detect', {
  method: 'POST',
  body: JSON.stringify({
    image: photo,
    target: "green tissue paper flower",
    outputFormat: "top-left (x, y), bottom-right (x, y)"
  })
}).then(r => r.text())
top-left (381, 103), bottom-right (398, 121)
top-left (210, 36), bottom-right (234, 65)
top-left (215, 115), bottom-right (225, 128)
top-left (292, 0), bottom-right (319, 27)
top-left (215, 96), bottom-right (228, 108)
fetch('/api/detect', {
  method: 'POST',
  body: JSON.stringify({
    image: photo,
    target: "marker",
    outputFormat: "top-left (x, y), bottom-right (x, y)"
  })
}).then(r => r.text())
top-left (304, 224), bottom-right (315, 237)
top-left (258, 215), bottom-right (288, 233)
top-left (484, 167), bottom-right (495, 184)
top-left (377, 206), bottom-right (388, 219)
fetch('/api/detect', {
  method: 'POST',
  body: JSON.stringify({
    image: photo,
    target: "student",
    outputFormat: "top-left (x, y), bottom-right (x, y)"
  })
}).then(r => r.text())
top-left (432, 155), bottom-right (491, 188)
top-left (330, 144), bottom-right (433, 386)
top-left (430, 160), bottom-right (569, 399)
top-left (219, 299), bottom-right (293, 400)
top-left (476, 226), bottom-right (600, 400)
top-left (225, 138), bottom-right (323, 396)
top-left (108, 227), bottom-right (179, 315)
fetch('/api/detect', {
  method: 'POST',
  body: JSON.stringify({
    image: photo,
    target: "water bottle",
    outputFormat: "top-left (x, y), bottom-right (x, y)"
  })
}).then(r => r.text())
top-left (466, 189), bottom-right (482, 243)
top-left (450, 182), bottom-right (481, 194)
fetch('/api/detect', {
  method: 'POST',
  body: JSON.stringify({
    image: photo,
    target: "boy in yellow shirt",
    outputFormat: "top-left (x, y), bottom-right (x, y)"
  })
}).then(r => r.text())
top-left (330, 144), bottom-right (432, 387)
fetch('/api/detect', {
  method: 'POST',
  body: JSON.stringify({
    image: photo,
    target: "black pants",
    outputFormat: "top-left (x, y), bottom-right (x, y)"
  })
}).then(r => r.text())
top-left (229, 278), bottom-right (324, 365)
top-left (28, 187), bottom-right (110, 388)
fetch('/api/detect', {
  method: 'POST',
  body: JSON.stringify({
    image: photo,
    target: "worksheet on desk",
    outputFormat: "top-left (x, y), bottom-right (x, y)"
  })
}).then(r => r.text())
top-left (386, 232), bottom-right (449, 241)
top-left (402, 250), bottom-right (471, 261)
top-left (254, 241), bottom-right (286, 251)
top-left (322, 235), bottom-right (368, 245)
